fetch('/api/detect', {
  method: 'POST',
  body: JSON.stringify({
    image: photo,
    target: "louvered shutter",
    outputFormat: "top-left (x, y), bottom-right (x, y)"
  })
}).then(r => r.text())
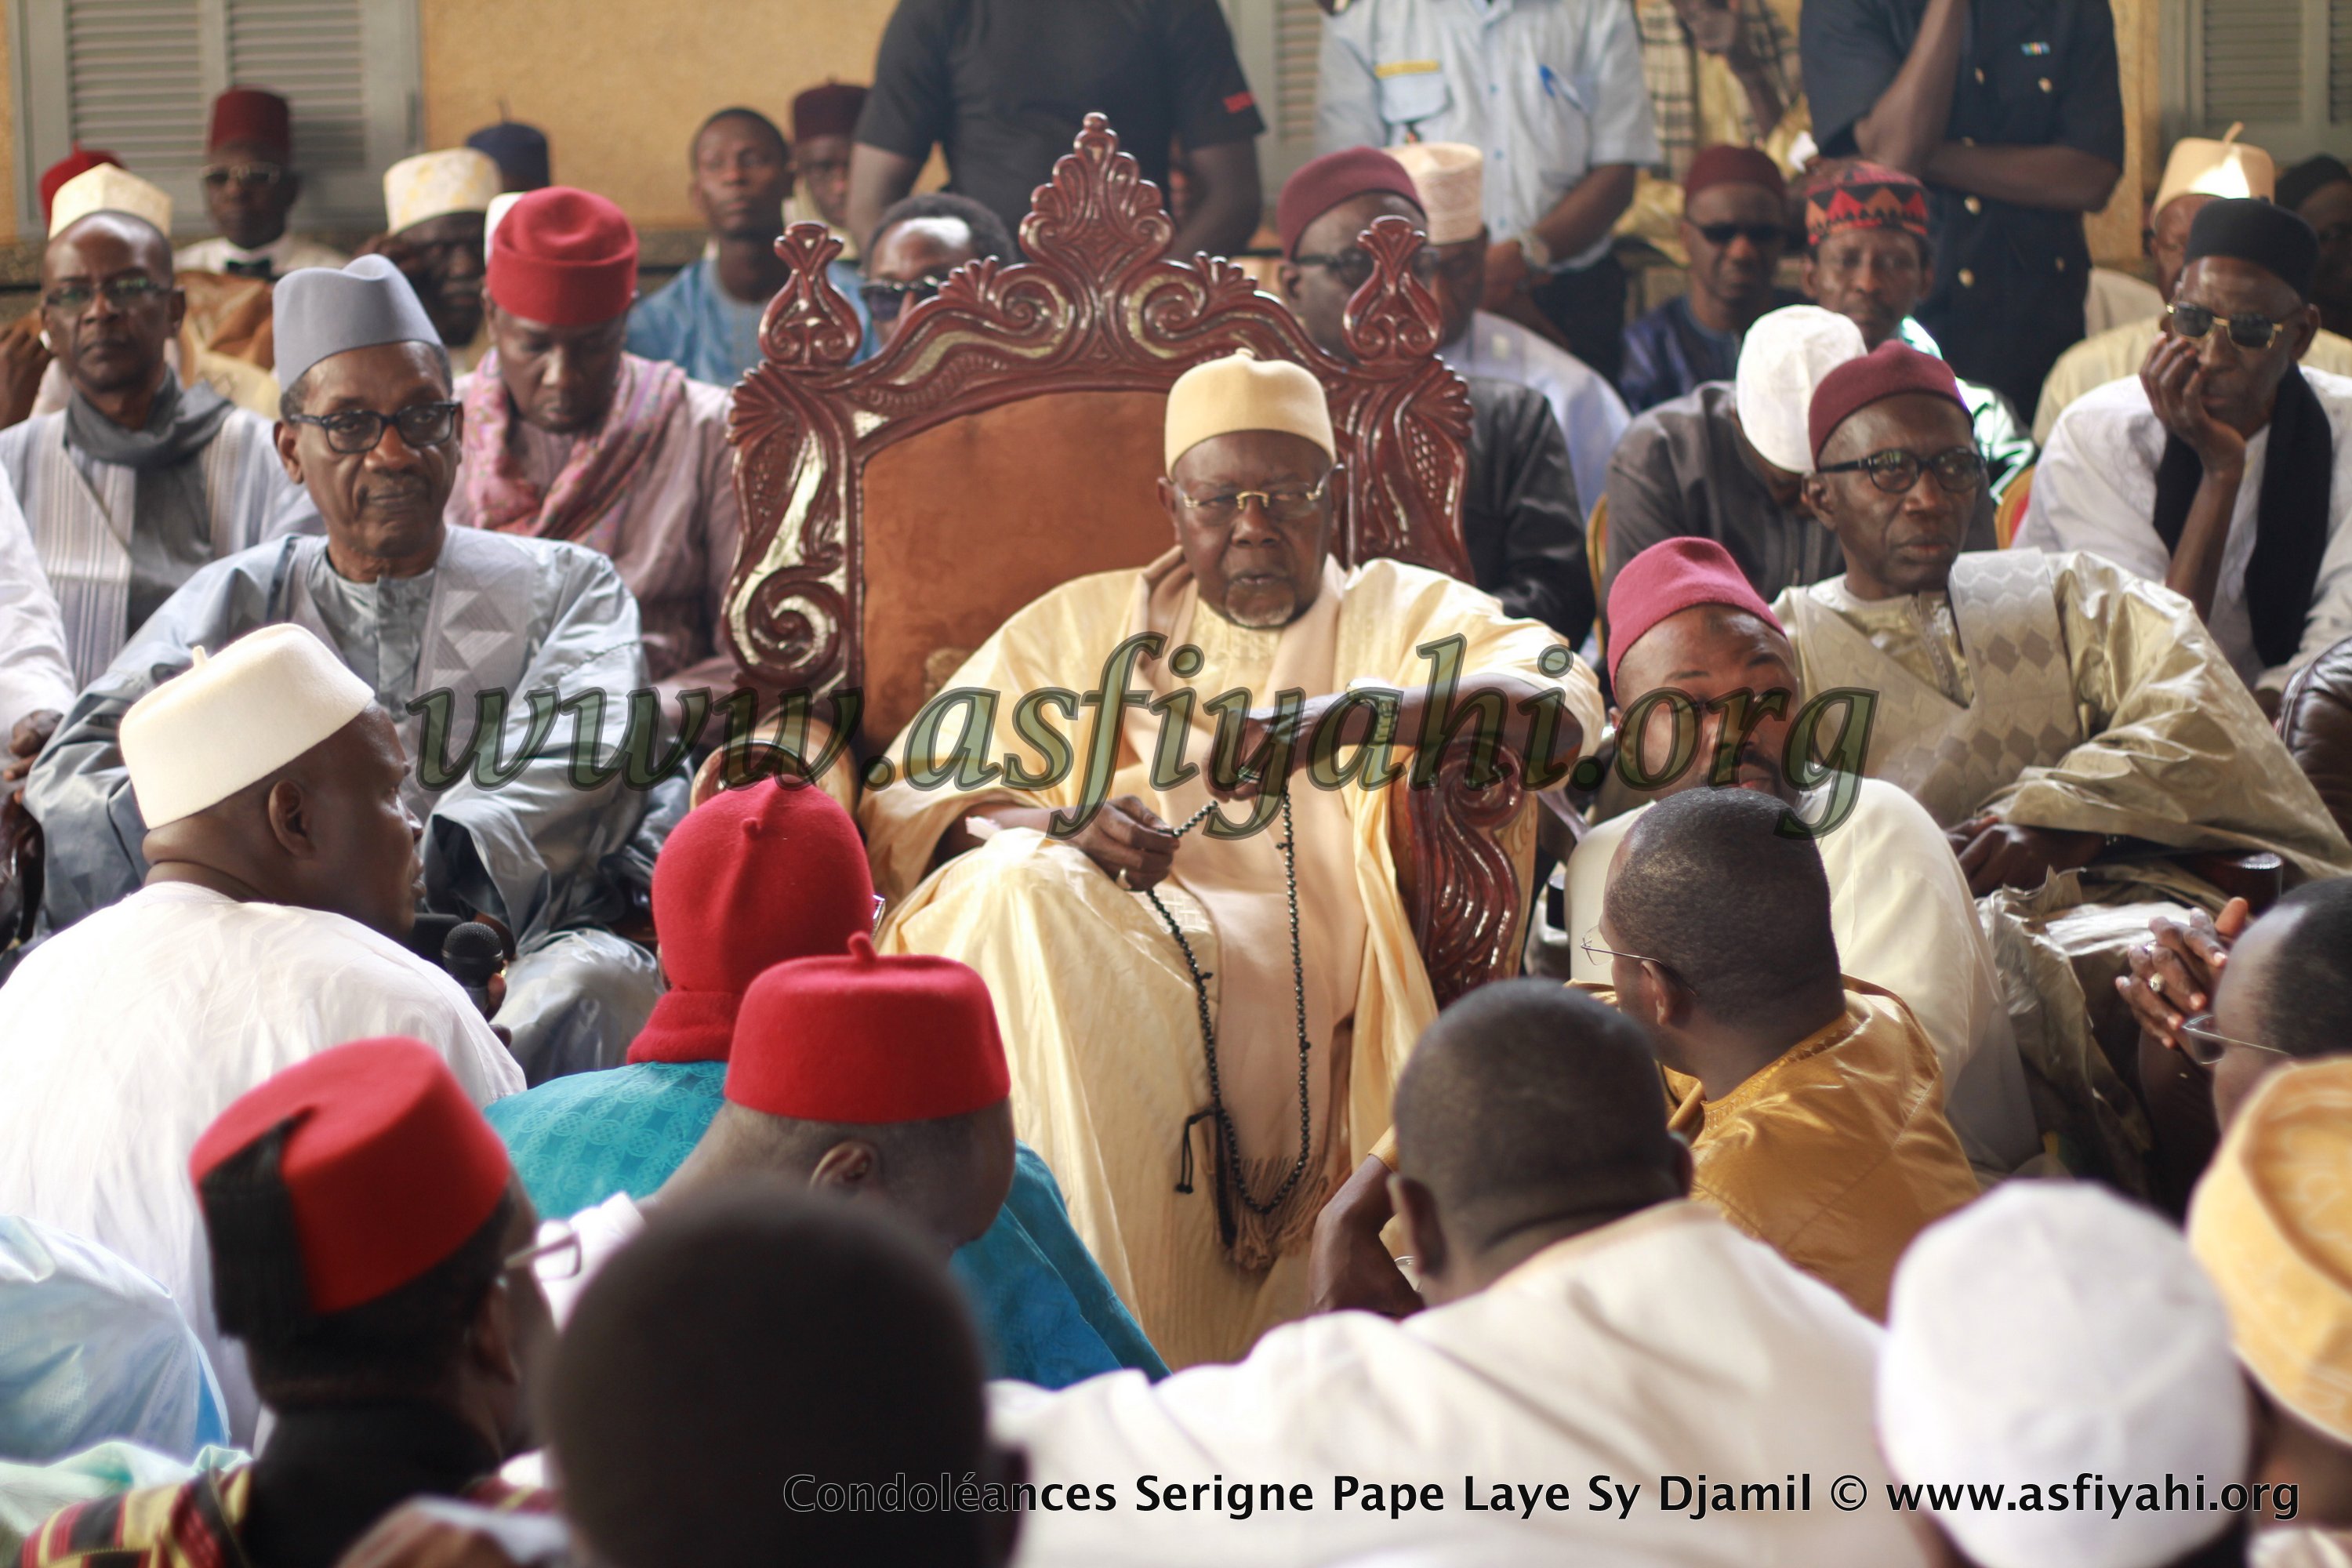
top-left (1226, 0), bottom-right (1330, 212)
top-left (15, 0), bottom-right (419, 235)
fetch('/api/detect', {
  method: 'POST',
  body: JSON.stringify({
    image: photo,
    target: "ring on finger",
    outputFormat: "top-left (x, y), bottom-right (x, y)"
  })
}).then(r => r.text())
top-left (1117, 866), bottom-right (1134, 891)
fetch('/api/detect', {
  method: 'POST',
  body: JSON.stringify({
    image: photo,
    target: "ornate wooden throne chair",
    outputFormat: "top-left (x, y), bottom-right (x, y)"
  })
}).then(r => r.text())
top-left (716, 115), bottom-right (1535, 1007)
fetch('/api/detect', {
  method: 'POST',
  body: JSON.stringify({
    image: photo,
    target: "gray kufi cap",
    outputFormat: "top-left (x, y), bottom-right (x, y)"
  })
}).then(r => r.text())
top-left (273, 255), bottom-right (444, 391)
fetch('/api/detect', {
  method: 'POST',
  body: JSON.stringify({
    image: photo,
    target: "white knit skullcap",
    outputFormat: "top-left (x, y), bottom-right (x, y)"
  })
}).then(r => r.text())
top-left (121, 623), bottom-right (376, 827)
top-left (383, 148), bottom-right (500, 234)
top-left (1879, 1182), bottom-right (2250, 1568)
top-left (1391, 143), bottom-right (1483, 247)
top-left (1733, 305), bottom-right (1867, 474)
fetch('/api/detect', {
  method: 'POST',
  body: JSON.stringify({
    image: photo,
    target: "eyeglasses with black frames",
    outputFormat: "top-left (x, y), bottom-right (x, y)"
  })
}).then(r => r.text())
top-left (1292, 245), bottom-right (1443, 292)
top-left (1815, 445), bottom-right (1987, 496)
top-left (284, 401), bottom-right (462, 456)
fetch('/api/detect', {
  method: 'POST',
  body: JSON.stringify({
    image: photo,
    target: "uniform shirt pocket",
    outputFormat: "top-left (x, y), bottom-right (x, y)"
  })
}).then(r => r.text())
top-left (1377, 67), bottom-right (1453, 132)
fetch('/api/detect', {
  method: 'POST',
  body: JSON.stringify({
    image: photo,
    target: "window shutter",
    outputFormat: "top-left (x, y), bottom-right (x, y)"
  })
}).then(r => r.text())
top-left (2333, 0), bottom-right (2352, 122)
top-left (1224, 0), bottom-right (1327, 205)
top-left (14, 0), bottom-right (419, 235)
top-left (2203, 0), bottom-right (2305, 124)
top-left (64, 0), bottom-right (208, 167)
top-left (226, 0), bottom-right (369, 170)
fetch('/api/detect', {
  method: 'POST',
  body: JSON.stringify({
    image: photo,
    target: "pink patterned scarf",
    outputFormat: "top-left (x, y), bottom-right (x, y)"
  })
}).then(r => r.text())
top-left (463, 349), bottom-right (688, 550)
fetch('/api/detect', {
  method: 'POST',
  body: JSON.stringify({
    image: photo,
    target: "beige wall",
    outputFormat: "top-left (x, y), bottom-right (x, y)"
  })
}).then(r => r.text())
top-left (0, 12), bottom-right (16, 245)
top-left (417, 0), bottom-right (899, 230)
top-left (2088, 0), bottom-right (2165, 267)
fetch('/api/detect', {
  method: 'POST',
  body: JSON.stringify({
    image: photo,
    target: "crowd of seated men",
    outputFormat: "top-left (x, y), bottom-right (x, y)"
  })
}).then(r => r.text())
top-left (3, 0), bottom-right (2352, 1561)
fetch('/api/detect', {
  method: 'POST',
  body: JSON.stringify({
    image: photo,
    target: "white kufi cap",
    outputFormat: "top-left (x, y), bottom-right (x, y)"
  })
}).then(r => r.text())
top-left (1734, 305), bottom-right (1867, 474)
top-left (1391, 143), bottom-right (1483, 247)
top-left (49, 166), bottom-right (172, 240)
top-left (1878, 1182), bottom-right (2251, 1568)
top-left (120, 623), bottom-right (377, 827)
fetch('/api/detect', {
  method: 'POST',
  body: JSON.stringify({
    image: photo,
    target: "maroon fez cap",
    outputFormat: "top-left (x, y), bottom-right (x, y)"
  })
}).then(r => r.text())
top-left (1807, 340), bottom-right (1969, 467)
top-left (1685, 145), bottom-right (1786, 201)
top-left (1277, 146), bottom-right (1421, 259)
top-left (793, 82), bottom-right (868, 142)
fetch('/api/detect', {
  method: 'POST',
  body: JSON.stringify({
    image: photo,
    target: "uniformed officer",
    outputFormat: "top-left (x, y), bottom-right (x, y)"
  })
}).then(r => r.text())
top-left (1800, 0), bottom-right (2125, 415)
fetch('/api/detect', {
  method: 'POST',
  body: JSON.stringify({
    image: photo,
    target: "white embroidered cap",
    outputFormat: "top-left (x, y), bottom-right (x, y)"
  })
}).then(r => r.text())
top-left (121, 623), bottom-right (377, 827)
top-left (1879, 1181), bottom-right (2251, 1568)
top-left (1733, 305), bottom-right (1867, 475)
top-left (49, 165), bottom-right (172, 240)
top-left (1391, 143), bottom-right (1484, 247)
top-left (383, 148), bottom-right (500, 234)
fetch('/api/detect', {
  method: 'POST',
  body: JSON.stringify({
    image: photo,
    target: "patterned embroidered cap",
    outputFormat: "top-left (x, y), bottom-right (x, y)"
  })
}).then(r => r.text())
top-left (383, 148), bottom-right (501, 234)
top-left (1802, 161), bottom-right (1930, 249)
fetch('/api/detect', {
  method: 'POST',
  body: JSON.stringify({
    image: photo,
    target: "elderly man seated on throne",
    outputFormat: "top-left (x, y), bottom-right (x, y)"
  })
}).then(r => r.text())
top-left (861, 351), bottom-right (1601, 1368)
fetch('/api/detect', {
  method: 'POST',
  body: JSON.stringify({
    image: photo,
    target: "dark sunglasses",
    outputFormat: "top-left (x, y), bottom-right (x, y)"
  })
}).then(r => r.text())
top-left (1693, 221), bottom-right (1787, 246)
top-left (284, 401), bottom-right (460, 456)
top-left (1292, 245), bottom-right (1442, 292)
top-left (2167, 301), bottom-right (2295, 351)
top-left (859, 274), bottom-right (951, 323)
top-left (1817, 445), bottom-right (1987, 495)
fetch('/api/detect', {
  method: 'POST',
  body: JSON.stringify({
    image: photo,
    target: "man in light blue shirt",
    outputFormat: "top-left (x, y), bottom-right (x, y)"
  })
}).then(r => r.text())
top-left (1319, 0), bottom-right (1659, 383)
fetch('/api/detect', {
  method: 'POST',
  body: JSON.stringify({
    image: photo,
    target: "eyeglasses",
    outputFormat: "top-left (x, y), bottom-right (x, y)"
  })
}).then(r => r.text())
top-left (1581, 926), bottom-right (1675, 974)
top-left (859, 274), bottom-right (951, 323)
top-left (1816, 445), bottom-right (1987, 495)
top-left (285, 401), bottom-right (461, 456)
top-left (1693, 222), bottom-right (1788, 247)
top-left (1173, 470), bottom-right (1334, 524)
top-left (1292, 245), bottom-right (1442, 292)
top-left (43, 275), bottom-right (167, 314)
top-left (201, 162), bottom-right (286, 191)
top-left (2176, 1012), bottom-right (2291, 1069)
top-left (2167, 301), bottom-right (2296, 351)
top-left (503, 1223), bottom-right (583, 1283)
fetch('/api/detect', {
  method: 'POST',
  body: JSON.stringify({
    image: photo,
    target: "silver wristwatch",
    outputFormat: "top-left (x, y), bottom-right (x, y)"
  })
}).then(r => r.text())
top-left (1514, 230), bottom-right (1554, 270)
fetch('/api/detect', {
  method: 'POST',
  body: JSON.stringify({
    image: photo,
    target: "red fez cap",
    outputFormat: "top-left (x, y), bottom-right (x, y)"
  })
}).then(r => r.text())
top-left (485, 186), bottom-right (639, 328)
top-left (190, 1038), bottom-right (512, 1316)
top-left (1605, 538), bottom-right (1784, 690)
top-left (209, 88), bottom-right (292, 162)
top-left (1808, 339), bottom-right (1969, 468)
top-left (725, 934), bottom-right (1011, 1124)
top-left (39, 146), bottom-right (121, 227)
top-left (627, 779), bottom-right (877, 1066)
top-left (1802, 161), bottom-right (1930, 249)
top-left (793, 82), bottom-right (868, 142)
top-left (1277, 146), bottom-right (1421, 259)
top-left (1685, 144), bottom-right (1785, 201)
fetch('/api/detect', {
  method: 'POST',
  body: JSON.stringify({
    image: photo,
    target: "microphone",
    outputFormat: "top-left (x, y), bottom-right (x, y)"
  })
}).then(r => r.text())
top-left (441, 920), bottom-right (506, 1018)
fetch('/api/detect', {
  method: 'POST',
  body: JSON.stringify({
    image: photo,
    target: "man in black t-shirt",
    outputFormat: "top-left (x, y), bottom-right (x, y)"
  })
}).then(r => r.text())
top-left (847, 0), bottom-right (1266, 260)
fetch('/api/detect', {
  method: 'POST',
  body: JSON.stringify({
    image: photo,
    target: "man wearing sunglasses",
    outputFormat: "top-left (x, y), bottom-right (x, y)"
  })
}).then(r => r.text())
top-left (2025, 198), bottom-right (2352, 702)
top-left (860, 191), bottom-right (1013, 352)
top-left (27, 256), bottom-right (663, 1085)
top-left (173, 89), bottom-right (348, 283)
top-left (1620, 145), bottom-right (1802, 413)
top-left (1276, 147), bottom-right (1595, 644)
